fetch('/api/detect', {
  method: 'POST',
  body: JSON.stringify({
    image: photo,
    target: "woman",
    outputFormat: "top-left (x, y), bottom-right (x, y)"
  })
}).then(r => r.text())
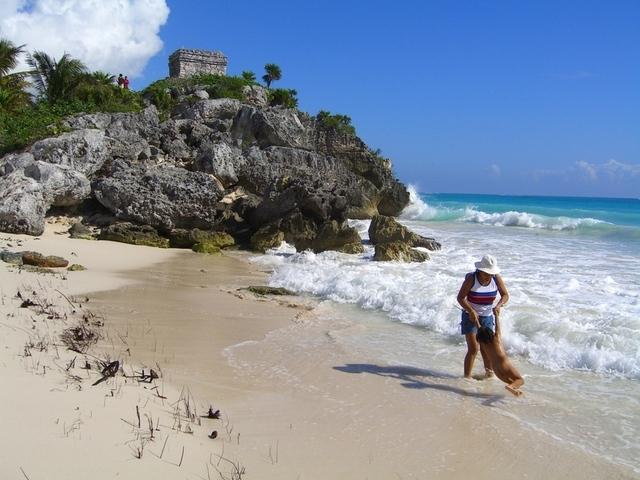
top-left (457, 254), bottom-right (509, 378)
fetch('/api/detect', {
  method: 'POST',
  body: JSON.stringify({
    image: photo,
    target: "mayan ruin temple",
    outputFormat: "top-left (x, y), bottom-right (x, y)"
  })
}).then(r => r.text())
top-left (168, 48), bottom-right (228, 78)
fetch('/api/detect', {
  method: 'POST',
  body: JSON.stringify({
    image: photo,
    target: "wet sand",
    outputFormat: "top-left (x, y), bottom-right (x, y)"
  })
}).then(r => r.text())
top-left (89, 252), bottom-right (638, 480)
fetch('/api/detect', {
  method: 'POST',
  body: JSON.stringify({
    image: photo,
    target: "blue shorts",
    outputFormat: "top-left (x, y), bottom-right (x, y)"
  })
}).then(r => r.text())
top-left (460, 311), bottom-right (495, 335)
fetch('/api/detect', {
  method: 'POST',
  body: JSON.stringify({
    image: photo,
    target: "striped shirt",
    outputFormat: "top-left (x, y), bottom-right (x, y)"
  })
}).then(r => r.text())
top-left (466, 272), bottom-right (498, 316)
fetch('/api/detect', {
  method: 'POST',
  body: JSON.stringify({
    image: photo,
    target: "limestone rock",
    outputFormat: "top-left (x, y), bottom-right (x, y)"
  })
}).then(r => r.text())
top-left (368, 215), bottom-right (441, 251)
top-left (67, 263), bottom-right (86, 271)
top-left (373, 242), bottom-right (428, 262)
top-left (93, 161), bottom-right (224, 231)
top-left (0, 173), bottom-right (46, 235)
top-left (169, 228), bottom-right (234, 250)
top-left (99, 223), bottom-right (169, 248)
top-left (177, 98), bottom-right (242, 122)
top-left (31, 129), bottom-right (111, 177)
top-left (307, 220), bottom-right (364, 254)
top-left (244, 286), bottom-right (295, 296)
top-left (23, 161), bottom-right (90, 207)
top-left (0, 251), bottom-right (23, 265)
top-left (68, 222), bottom-right (96, 240)
top-left (242, 85), bottom-right (269, 108)
top-left (250, 224), bottom-right (284, 252)
top-left (21, 251), bottom-right (69, 268)
top-left (193, 142), bottom-right (244, 187)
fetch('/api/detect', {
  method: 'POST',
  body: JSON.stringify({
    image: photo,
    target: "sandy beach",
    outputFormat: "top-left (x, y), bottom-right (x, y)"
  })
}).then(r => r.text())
top-left (0, 220), bottom-right (636, 480)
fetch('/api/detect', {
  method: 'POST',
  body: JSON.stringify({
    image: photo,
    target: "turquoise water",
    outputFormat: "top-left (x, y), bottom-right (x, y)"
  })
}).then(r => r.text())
top-left (400, 190), bottom-right (640, 247)
top-left (423, 193), bottom-right (640, 227)
top-left (256, 189), bottom-right (640, 473)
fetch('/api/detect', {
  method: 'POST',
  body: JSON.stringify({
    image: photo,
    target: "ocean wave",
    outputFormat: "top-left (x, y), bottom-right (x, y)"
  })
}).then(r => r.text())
top-left (400, 185), bottom-right (625, 234)
top-left (254, 213), bottom-right (640, 379)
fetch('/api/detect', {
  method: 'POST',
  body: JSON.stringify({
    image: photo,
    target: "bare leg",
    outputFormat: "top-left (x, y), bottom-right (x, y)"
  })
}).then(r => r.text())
top-left (464, 333), bottom-right (479, 378)
top-left (479, 343), bottom-right (493, 377)
top-left (505, 378), bottom-right (524, 396)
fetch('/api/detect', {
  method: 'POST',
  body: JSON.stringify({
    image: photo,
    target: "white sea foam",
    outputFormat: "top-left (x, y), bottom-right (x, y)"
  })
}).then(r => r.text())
top-left (399, 186), bottom-right (613, 233)
top-left (254, 216), bottom-right (640, 379)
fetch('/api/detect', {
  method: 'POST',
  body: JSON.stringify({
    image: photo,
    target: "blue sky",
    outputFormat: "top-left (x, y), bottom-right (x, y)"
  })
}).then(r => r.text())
top-left (4, 1), bottom-right (638, 197)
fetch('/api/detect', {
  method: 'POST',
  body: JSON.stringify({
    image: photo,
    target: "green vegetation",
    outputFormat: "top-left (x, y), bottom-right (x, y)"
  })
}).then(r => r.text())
top-left (241, 70), bottom-right (256, 82)
top-left (0, 40), bottom-right (143, 154)
top-left (316, 110), bottom-right (356, 136)
top-left (0, 40), bottom-right (30, 113)
top-left (268, 88), bottom-right (298, 109)
top-left (28, 51), bottom-right (88, 104)
top-left (143, 73), bottom-right (259, 119)
top-left (262, 63), bottom-right (282, 88)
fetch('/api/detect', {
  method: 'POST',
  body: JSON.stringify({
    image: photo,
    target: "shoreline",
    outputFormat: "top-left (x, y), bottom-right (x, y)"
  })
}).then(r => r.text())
top-left (1, 222), bottom-right (637, 479)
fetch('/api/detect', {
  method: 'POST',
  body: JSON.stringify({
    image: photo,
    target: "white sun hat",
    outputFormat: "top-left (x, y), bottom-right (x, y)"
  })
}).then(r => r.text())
top-left (475, 254), bottom-right (500, 275)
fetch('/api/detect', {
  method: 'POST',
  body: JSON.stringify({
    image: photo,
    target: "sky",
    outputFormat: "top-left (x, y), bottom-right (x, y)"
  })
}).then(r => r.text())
top-left (1, 0), bottom-right (638, 197)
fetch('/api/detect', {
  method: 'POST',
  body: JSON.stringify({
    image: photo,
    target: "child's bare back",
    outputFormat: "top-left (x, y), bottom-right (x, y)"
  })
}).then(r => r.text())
top-left (476, 327), bottom-right (524, 396)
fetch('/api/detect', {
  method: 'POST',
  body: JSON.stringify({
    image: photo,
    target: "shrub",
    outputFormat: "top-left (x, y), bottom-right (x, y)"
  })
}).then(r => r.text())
top-left (316, 110), bottom-right (356, 136)
top-left (0, 94), bottom-right (142, 154)
top-left (268, 88), bottom-right (298, 109)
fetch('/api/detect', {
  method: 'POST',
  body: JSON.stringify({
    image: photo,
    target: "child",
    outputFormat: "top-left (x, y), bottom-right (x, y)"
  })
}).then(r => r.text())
top-left (476, 326), bottom-right (524, 396)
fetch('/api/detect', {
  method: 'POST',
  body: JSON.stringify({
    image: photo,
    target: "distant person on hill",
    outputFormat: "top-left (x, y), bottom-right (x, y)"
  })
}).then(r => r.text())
top-left (123, 76), bottom-right (130, 90)
top-left (456, 254), bottom-right (510, 378)
top-left (476, 326), bottom-right (524, 396)
top-left (117, 73), bottom-right (124, 88)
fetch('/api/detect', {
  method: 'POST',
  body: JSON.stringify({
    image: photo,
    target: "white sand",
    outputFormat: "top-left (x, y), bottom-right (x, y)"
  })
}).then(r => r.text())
top-left (1, 221), bottom-right (637, 479)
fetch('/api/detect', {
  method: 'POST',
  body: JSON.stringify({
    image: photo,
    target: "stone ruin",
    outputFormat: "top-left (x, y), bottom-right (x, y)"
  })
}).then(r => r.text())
top-left (169, 49), bottom-right (228, 78)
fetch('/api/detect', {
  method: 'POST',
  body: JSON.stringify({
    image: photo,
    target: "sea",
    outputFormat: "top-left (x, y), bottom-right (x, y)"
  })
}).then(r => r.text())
top-left (253, 188), bottom-right (640, 474)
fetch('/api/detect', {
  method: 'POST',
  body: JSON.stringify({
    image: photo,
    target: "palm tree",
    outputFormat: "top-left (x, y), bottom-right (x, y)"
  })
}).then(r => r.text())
top-left (0, 39), bottom-right (25, 77)
top-left (0, 39), bottom-right (30, 112)
top-left (87, 70), bottom-right (115, 85)
top-left (241, 70), bottom-right (256, 83)
top-left (262, 63), bottom-right (282, 88)
top-left (27, 51), bottom-right (87, 104)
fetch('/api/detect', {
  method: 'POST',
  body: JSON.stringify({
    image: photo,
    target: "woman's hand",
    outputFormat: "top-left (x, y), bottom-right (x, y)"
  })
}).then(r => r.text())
top-left (469, 309), bottom-right (480, 328)
top-left (493, 306), bottom-right (501, 319)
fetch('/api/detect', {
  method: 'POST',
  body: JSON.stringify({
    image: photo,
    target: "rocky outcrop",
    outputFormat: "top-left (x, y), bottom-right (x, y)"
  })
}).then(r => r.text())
top-left (373, 242), bottom-right (429, 262)
top-left (369, 215), bottom-right (441, 251)
top-left (168, 228), bottom-right (235, 254)
top-left (250, 224), bottom-right (284, 252)
top-left (99, 223), bottom-right (170, 248)
top-left (0, 90), bottom-right (426, 255)
top-left (369, 215), bottom-right (440, 262)
top-left (21, 251), bottom-right (69, 268)
top-left (93, 160), bottom-right (224, 232)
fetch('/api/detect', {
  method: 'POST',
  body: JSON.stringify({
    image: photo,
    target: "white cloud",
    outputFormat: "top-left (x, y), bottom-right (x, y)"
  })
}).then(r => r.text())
top-left (0, 0), bottom-right (170, 78)
top-left (602, 159), bottom-right (640, 179)
top-left (489, 163), bottom-right (501, 177)
top-left (575, 160), bottom-right (598, 181)
top-left (532, 159), bottom-right (640, 184)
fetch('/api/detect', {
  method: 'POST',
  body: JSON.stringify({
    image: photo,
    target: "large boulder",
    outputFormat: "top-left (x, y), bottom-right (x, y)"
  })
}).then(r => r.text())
top-left (99, 223), bottom-right (169, 248)
top-left (30, 129), bottom-right (111, 177)
top-left (0, 152), bottom-right (35, 176)
top-left (298, 220), bottom-right (363, 254)
top-left (242, 85), bottom-right (269, 108)
top-left (193, 142), bottom-right (244, 187)
top-left (93, 160), bottom-right (224, 232)
top-left (373, 242), bottom-right (429, 262)
top-left (168, 228), bottom-right (235, 250)
top-left (368, 215), bottom-right (441, 251)
top-left (0, 173), bottom-right (46, 235)
top-left (21, 251), bottom-right (69, 268)
top-left (231, 106), bottom-right (314, 150)
top-left (176, 98), bottom-right (242, 122)
top-left (250, 223), bottom-right (284, 252)
top-left (0, 152), bottom-right (91, 234)
top-left (23, 161), bottom-right (90, 207)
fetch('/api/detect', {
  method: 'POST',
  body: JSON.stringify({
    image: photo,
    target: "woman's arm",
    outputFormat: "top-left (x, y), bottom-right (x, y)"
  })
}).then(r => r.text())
top-left (494, 274), bottom-right (510, 309)
top-left (493, 274), bottom-right (510, 336)
top-left (457, 274), bottom-right (479, 327)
